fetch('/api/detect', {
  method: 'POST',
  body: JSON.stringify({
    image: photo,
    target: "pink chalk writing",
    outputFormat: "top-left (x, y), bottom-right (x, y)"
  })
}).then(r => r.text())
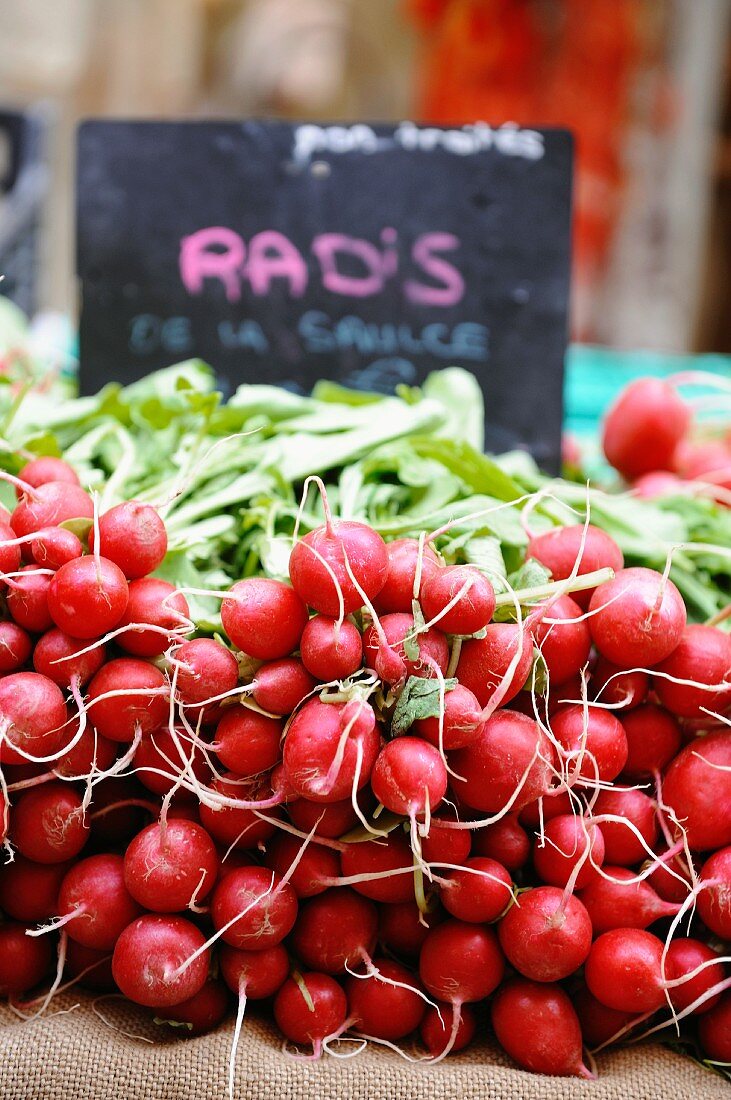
top-left (178, 227), bottom-right (465, 306)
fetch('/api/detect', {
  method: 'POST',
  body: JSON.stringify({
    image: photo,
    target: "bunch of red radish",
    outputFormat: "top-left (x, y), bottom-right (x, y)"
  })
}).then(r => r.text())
top-left (602, 375), bottom-right (731, 500)
top-left (0, 455), bottom-right (729, 1085)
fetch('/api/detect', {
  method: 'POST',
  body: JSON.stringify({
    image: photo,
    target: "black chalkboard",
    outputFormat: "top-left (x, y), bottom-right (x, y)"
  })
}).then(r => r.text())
top-left (77, 120), bottom-right (572, 469)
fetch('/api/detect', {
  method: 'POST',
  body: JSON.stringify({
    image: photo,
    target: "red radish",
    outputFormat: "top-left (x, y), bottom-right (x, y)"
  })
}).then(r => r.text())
top-left (123, 819), bottom-right (219, 912)
top-left (648, 846), bottom-right (695, 905)
top-left (33, 628), bottom-right (106, 688)
top-left (30, 527), bottom-right (83, 570)
top-left (86, 658), bottom-right (169, 742)
top-left (370, 737), bottom-right (447, 817)
top-left (420, 1002), bottom-right (476, 1056)
top-left (594, 788), bottom-right (658, 866)
top-left (601, 377), bottom-right (691, 480)
top-left (287, 796), bottom-right (358, 839)
top-left (154, 979), bottom-right (230, 1035)
top-left (550, 704), bottom-right (628, 782)
top-left (112, 914), bottom-right (210, 1008)
top-left (620, 704), bottom-right (681, 780)
top-left (58, 853), bottom-right (142, 949)
top-left (633, 471), bottom-right (686, 499)
top-left (697, 847), bottom-right (731, 939)
top-left (18, 456), bottom-right (80, 491)
top-left (283, 698), bottom-right (380, 803)
top-left (12, 782), bottom-right (89, 863)
top-left (0, 923), bottom-right (52, 996)
top-left (441, 856), bottom-right (512, 923)
top-left (263, 834), bottom-right (339, 898)
top-left (0, 668), bottom-right (67, 765)
top-left (455, 624), bottom-right (534, 707)
top-left (340, 833), bottom-right (415, 904)
top-left (0, 520), bottom-right (21, 577)
top-left (665, 938), bottom-right (725, 1015)
top-left (290, 889), bottom-right (377, 974)
top-left (6, 565), bottom-right (53, 633)
top-left (585, 928), bottom-right (665, 1012)
top-left (472, 814), bottom-right (531, 872)
top-left (198, 773), bottom-right (278, 849)
top-left (698, 994), bottom-right (731, 1062)
top-left (492, 978), bottom-right (593, 1078)
top-left (675, 439), bottom-right (731, 489)
top-left (64, 940), bottom-right (116, 992)
top-left (412, 684), bottom-right (483, 751)
top-left (378, 901), bottom-right (443, 957)
top-left (211, 865), bottom-right (297, 950)
top-left (220, 943), bottom-right (289, 1000)
top-left (289, 519), bottom-right (389, 617)
top-left (578, 866), bottom-right (680, 932)
top-left (47, 555), bottom-right (129, 639)
top-left (273, 972), bottom-right (348, 1051)
top-left (574, 985), bottom-right (637, 1046)
top-left (531, 596), bottom-right (591, 686)
top-left (527, 524), bottom-right (624, 608)
top-left (89, 501), bottom-right (167, 579)
top-left (134, 726), bottom-right (209, 796)
top-left (116, 578), bottom-right (190, 657)
top-left (497, 887), bottom-right (592, 981)
top-left (174, 638), bottom-right (238, 705)
top-left (250, 658), bottom-right (316, 715)
top-left (221, 578), bottom-right (307, 660)
top-left (362, 612), bottom-right (449, 683)
top-left (420, 565), bottom-right (495, 635)
top-left (532, 813), bottom-right (605, 889)
top-left (374, 538), bottom-right (441, 614)
top-left (0, 857), bottom-right (69, 922)
top-left (654, 625), bottom-right (731, 719)
top-left (55, 721), bottom-right (117, 779)
top-left (420, 813), bottom-right (472, 866)
top-left (11, 482), bottom-right (94, 538)
top-left (419, 919), bottom-right (504, 1004)
top-left (450, 710), bottom-right (555, 813)
top-left (591, 657), bottom-right (648, 710)
top-left (345, 957), bottom-right (426, 1039)
top-left (662, 731), bottom-right (731, 851)
top-left (300, 616), bottom-right (363, 681)
top-left (519, 789), bottom-right (575, 828)
top-left (214, 709), bottom-right (282, 777)
top-left (0, 621), bottom-right (32, 673)
top-left (589, 567), bottom-right (686, 668)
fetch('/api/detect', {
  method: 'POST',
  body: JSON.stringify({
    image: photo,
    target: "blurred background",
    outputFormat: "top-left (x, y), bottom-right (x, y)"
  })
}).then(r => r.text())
top-left (1, 0), bottom-right (730, 361)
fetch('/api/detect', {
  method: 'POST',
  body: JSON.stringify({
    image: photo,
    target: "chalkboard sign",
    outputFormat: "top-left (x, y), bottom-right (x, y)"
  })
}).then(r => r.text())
top-left (77, 120), bottom-right (572, 469)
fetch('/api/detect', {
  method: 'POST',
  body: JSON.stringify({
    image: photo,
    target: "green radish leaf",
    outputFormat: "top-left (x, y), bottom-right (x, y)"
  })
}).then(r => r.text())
top-left (508, 558), bottom-right (552, 591)
top-left (59, 517), bottom-right (94, 542)
top-left (391, 675), bottom-right (458, 737)
top-left (339, 810), bottom-right (405, 844)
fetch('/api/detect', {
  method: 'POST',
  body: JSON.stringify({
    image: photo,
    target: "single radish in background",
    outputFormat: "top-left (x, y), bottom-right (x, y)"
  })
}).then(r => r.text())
top-left (339, 833), bottom-right (415, 905)
top-left (530, 595), bottom-right (592, 686)
top-left (290, 889), bottom-right (377, 974)
top-left (283, 697), bottom-right (380, 804)
top-left (620, 704), bottom-right (681, 780)
top-left (11, 482), bottom-right (94, 538)
top-left (345, 957), bottom-right (427, 1040)
top-left (18, 457), bottom-right (81, 492)
top-left (0, 923), bottom-right (53, 997)
top-left (249, 657), bottom-right (316, 715)
top-left (370, 737), bottom-right (447, 819)
top-left (578, 866), bottom-right (681, 933)
top-left (585, 929), bottom-right (666, 1013)
top-left (47, 556), bottom-right (129, 639)
top-left (154, 979), bottom-right (230, 1036)
top-left (532, 813), bottom-right (605, 889)
top-left (420, 1002), bottom-right (476, 1057)
top-left (123, 819), bottom-right (219, 912)
top-left (440, 857), bottom-right (513, 923)
top-left (450, 710), bottom-right (555, 813)
top-left (362, 612), bottom-right (449, 685)
top-left (57, 853), bottom-right (142, 949)
top-left (0, 621), bottom-right (32, 673)
top-left (412, 683), bottom-right (483, 750)
top-left (662, 732), bottom-right (731, 852)
top-left (601, 377), bottom-right (691, 480)
top-left (550, 704), bottom-right (628, 783)
top-left (12, 783), bottom-right (90, 863)
top-left (116, 578), bottom-right (190, 657)
top-left (591, 657), bottom-right (649, 710)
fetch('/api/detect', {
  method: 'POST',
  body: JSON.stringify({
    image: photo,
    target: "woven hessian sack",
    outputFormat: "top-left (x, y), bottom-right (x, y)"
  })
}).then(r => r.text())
top-left (0, 993), bottom-right (727, 1100)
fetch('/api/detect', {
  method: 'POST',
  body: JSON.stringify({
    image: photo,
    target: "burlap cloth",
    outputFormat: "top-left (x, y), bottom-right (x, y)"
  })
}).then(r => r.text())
top-left (0, 994), bottom-right (726, 1100)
